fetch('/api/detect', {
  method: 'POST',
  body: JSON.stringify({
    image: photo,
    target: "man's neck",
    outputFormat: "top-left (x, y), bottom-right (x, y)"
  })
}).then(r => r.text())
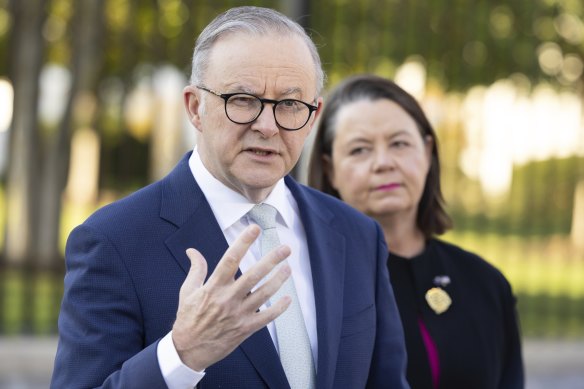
top-left (238, 188), bottom-right (274, 204)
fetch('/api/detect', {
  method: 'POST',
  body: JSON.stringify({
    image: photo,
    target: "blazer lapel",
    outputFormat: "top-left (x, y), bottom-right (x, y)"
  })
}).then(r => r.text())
top-left (160, 153), bottom-right (226, 273)
top-left (160, 153), bottom-right (288, 388)
top-left (286, 177), bottom-right (346, 389)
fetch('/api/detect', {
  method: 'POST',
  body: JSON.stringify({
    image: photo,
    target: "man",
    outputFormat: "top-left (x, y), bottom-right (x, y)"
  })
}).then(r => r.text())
top-left (51, 6), bottom-right (408, 389)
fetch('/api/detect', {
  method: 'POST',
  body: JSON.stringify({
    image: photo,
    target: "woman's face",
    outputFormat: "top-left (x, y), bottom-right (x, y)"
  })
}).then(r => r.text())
top-left (325, 98), bottom-right (432, 222)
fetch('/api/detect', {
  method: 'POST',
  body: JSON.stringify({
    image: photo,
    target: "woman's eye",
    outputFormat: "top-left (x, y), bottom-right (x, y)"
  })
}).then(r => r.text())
top-left (349, 147), bottom-right (367, 156)
top-left (391, 140), bottom-right (409, 148)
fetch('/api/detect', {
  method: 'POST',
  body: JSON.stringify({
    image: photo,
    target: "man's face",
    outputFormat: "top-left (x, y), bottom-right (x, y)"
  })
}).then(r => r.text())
top-left (184, 33), bottom-right (322, 202)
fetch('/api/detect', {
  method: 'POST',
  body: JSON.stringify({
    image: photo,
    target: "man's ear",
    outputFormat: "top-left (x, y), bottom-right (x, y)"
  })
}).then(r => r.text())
top-left (314, 97), bottom-right (324, 122)
top-left (183, 85), bottom-right (203, 132)
top-left (306, 97), bottom-right (324, 136)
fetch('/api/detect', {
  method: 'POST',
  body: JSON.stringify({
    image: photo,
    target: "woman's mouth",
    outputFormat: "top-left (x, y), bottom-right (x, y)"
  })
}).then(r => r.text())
top-left (375, 183), bottom-right (401, 191)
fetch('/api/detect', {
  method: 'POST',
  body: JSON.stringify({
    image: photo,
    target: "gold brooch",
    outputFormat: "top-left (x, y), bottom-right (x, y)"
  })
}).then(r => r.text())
top-left (425, 287), bottom-right (452, 314)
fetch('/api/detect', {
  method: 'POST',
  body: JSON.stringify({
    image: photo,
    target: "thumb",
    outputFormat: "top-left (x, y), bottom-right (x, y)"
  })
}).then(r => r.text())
top-left (183, 248), bottom-right (208, 292)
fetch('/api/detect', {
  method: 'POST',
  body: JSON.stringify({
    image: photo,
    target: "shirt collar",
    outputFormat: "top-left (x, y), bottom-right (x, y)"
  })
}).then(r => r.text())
top-left (188, 147), bottom-right (295, 231)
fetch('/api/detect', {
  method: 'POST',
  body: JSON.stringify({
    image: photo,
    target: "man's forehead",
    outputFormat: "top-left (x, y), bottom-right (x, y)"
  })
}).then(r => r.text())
top-left (205, 34), bottom-right (316, 95)
top-left (209, 32), bottom-right (311, 63)
top-left (221, 80), bottom-right (306, 95)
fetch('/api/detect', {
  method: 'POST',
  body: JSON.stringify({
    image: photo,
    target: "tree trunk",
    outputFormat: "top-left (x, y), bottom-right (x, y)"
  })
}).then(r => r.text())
top-left (2, 0), bottom-right (47, 268)
top-left (36, 0), bottom-right (105, 270)
top-left (280, 0), bottom-right (311, 27)
top-left (280, 0), bottom-right (312, 181)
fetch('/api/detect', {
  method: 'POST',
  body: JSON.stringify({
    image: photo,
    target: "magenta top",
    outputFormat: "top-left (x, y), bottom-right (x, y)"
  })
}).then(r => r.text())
top-left (418, 317), bottom-right (440, 389)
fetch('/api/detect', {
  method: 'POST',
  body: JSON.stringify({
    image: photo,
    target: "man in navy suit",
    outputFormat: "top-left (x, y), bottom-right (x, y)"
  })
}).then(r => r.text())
top-left (51, 6), bottom-right (408, 389)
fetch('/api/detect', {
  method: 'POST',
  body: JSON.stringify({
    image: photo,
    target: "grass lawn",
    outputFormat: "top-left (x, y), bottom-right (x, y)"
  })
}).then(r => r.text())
top-left (443, 231), bottom-right (584, 299)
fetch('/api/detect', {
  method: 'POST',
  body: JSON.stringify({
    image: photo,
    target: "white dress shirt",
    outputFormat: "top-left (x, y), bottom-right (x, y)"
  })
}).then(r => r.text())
top-left (157, 148), bottom-right (317, 389)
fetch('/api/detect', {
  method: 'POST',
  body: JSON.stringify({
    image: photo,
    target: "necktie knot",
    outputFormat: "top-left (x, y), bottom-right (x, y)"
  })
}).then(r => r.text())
top-left (248, 203), bottom-right (278, 231)
top-left (248, 204), bottom-right (280, 255)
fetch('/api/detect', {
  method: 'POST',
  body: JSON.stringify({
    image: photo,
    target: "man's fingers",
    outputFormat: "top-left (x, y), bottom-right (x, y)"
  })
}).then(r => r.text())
top-left (182, 248), bottom-right (208, 294)
top-left (207, 225), bottom-right (261, 286)
top-left (243, 259), bottom-right (291, 310)
top-left (251, 294), bottom-right (292, 330)
top-left (235, 244), bottom-right (291, 298)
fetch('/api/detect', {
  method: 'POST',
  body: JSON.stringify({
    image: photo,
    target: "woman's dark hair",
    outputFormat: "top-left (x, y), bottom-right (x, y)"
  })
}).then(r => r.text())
top-left (307, 74), bottom-right (452, 237)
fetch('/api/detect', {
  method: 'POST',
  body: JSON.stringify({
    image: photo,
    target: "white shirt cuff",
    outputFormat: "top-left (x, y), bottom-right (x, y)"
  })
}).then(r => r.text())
top-left (157, 331), bottom-right (205, 389)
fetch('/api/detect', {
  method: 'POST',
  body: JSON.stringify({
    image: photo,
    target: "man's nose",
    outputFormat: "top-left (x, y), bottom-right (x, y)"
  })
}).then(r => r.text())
top-left (251, 104), bottom-right (279, 137)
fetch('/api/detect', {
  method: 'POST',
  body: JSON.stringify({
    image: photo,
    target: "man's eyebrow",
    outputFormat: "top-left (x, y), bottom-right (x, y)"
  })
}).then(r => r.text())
top-left (221, 84), bottom-right (305, 97)
top-left (281, 87), bottom-right (303, 96)
top-left (222, 83), bottom-right (255, 94)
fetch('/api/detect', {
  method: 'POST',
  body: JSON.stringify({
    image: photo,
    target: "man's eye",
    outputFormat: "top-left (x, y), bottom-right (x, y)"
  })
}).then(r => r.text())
top-left (229, 95), bottom-right (257, 106)
top-left (279, 100), bottom-right (302, 110)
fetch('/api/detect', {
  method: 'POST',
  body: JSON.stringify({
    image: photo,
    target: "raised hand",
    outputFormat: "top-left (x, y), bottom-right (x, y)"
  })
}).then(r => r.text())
top-left (172, 224), bottom-right (292, 371)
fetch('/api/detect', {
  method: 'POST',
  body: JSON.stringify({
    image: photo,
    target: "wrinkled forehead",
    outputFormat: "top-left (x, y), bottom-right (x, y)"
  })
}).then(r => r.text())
top-left (207, 30), bottom-right (312, 66)
top-left (205, 33), bottom-right (318, 96)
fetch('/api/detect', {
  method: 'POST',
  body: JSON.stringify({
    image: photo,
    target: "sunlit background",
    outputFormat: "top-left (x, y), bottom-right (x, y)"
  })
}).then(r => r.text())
top-left (0, 0), bottom-right (583, 387)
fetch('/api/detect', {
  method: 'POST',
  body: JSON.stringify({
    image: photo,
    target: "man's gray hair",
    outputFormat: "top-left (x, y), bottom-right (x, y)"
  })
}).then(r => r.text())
top-left (190, 6), bottom-right (325, 96)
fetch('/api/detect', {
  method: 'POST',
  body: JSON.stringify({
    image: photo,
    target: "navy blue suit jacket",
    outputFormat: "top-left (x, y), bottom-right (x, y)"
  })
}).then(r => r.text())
top-left (51, 153), bottom-right (408, 389)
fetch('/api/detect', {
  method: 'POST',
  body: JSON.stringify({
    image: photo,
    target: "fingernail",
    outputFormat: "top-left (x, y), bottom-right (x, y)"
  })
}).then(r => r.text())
top-left (248, 225), bottom-right (260, 236)
top-left (277, 245), bottom-right (291, 256)
top-left (280, 264), bottom-right (291, 276)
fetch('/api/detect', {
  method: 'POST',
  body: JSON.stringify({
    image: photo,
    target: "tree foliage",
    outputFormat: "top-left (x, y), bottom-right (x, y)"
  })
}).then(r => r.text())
top-left (0, 0), bottom-right (582, 269)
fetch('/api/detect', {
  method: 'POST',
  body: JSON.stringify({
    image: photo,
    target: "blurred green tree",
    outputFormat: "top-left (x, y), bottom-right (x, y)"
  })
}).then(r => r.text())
top-left (0, 0), bottom-right (582, 272)
top-left (3, 0), bottom-right (103, 271)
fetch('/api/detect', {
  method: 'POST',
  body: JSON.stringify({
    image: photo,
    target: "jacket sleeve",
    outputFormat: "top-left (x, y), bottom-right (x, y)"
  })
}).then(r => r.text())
top-left (51, 224), bottom-right (168, 389)
top-left (366, 222), bottom-right (410, 389)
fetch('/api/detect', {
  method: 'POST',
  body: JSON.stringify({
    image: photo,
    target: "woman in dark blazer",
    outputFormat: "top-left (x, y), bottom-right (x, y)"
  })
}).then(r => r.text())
top-left (308, 74), bottom-right (524, 388)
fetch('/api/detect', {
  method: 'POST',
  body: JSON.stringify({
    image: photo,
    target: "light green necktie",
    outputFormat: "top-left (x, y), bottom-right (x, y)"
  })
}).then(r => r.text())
top-left (247, 203), bottom-right (316, 389)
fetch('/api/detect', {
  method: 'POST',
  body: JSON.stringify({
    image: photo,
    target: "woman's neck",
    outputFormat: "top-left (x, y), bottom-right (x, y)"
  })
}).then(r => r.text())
top-left (378, 214), bottom-right (426, 258)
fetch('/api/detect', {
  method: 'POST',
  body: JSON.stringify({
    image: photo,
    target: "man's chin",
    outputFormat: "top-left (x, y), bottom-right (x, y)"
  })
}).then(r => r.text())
top-left (242, 176), bottom-right (280, 190)
top-left (227, 170), bottom-right (281, 198)
top-left (237, 166), bottom-right (285, 185)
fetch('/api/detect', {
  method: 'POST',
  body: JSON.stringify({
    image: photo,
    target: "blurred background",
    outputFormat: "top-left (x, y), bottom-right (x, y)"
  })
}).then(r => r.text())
top-left (0, 0), bottom-right (583, 387)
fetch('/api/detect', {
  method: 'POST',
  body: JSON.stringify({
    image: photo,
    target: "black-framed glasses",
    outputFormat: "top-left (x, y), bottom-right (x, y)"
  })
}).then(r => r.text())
top-left (196, 86), bottom-right (318, 131)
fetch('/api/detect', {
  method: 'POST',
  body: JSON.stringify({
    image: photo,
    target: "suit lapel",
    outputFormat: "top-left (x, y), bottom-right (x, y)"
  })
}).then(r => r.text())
top-left (286, 177), bottom-right (346, 389)
top-left (161, 153), bottom-right (227, 274)
top-left (160, 153), bottom-right (288, 388)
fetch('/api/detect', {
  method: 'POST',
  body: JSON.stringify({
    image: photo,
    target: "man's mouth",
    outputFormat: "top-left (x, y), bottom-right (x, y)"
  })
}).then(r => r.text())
top-left (247, 147), bottom-right (277, 156)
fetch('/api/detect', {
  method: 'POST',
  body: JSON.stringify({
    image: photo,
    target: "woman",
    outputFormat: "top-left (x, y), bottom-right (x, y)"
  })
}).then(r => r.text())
top-left (308, 74), bottom-right (524, 388)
